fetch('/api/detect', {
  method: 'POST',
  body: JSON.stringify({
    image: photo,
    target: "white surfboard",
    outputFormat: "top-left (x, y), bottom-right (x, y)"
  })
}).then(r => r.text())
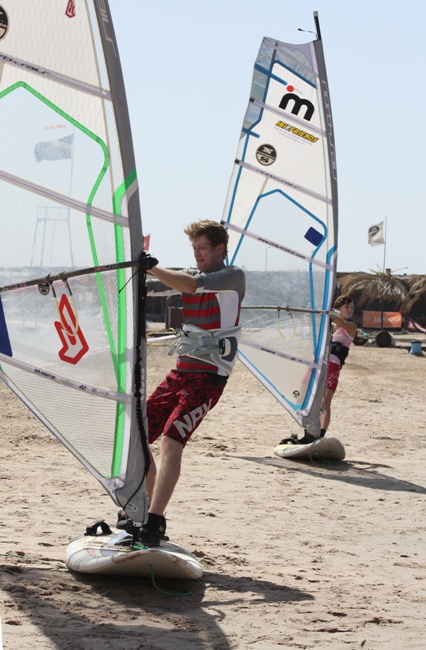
top-left (274, 436), bottom-right (346, 461)
top-left (66, 528), bottom-right (203, 579)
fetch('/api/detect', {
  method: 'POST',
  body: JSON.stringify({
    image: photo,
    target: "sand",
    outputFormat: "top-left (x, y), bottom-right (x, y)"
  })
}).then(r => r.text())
top-left (0, 334), bottom-right (425, 649)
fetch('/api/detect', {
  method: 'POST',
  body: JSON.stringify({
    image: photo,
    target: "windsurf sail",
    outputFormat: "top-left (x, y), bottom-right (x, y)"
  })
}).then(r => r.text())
top-left (222, 13), bottom-right (337, 436)
top-left (0, 1), bottom-right (151, 525)
top-left (407, 317), bottom-right (426, 334)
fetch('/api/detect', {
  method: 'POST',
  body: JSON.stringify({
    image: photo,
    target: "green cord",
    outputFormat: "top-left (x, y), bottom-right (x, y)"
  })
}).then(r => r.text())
top-left (308, 439), bottom-right (334, 464)
top-left (148, 564), bottom-right (192, 597)
top-left (130, 546), bottom-right (194, 596)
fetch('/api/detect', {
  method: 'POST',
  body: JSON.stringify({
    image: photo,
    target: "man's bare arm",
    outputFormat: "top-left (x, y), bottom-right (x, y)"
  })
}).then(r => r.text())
top-left (147, 266), bottom-right (196, 293)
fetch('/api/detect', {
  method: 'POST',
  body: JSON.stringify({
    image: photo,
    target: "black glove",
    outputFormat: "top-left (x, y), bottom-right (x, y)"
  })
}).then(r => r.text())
top-left (139, 251), bottom-right (159, 269)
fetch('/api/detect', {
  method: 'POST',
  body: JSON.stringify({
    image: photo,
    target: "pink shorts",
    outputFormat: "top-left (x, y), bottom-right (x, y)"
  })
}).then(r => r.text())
top-left (147, 370), bottom-right (227, 447)
top-left (326, 360), bottom-right (341, 392)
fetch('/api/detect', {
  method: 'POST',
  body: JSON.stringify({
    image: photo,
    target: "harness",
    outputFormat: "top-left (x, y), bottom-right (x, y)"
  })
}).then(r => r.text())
top-left (168, 323), bottom-right (242, 376)
top-left (330, 341), bottom-right (349, 366)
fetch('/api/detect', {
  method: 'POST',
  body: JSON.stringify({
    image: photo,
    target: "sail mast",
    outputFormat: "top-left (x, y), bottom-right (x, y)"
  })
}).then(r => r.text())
top-left (313, 11), bottom-right (322, 40)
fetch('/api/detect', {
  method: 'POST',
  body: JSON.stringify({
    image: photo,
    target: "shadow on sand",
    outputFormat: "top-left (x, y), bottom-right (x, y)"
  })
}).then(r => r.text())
top-left (235, 455), bottom-right (426, 495)
top-left (0, 561), bottom-right (313, 649)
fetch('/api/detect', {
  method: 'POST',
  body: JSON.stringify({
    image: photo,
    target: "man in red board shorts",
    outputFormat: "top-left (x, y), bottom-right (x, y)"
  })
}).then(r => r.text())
top-left (138, 220), bottom-right (245, 546)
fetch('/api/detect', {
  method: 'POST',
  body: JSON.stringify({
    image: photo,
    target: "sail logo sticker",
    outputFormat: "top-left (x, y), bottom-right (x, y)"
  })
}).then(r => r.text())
top-left (0, 6), bottom-right (9, 40)
top-left (65, 1), bottom-right (76, 18)
top-left (279, 85), bottom-right (315, 122)
top-left (275, 121), bottom-right (319, 143)
top-left (54, 294), bottom-right (89, 365)
top-left (256, 145), bottom-right (277, 166)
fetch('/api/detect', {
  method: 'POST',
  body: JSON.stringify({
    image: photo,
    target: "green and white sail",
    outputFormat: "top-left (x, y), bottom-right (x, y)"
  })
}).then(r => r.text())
top-left (0, 1), bottom-right (149, 522)
top-left (222, 13), bottom-right (338, 436)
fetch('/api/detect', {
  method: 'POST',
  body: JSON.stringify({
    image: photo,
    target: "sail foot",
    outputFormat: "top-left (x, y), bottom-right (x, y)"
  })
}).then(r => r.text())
top-left (114, 481), bottom-right (149, 527)
top-left (301, 358), bottom-right (329, 437)
top-left (301, 415), bottom-right (321, 438)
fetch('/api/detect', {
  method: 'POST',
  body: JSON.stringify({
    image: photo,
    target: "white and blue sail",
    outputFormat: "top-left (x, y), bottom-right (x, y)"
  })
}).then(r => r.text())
top-left (0, 1), bottom-right (150, 525)
top-left (222, 13), bottom-right (337, 436)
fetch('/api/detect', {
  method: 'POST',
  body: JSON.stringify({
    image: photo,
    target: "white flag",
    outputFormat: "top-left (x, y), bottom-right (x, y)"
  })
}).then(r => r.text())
top-left (368, 221), bottom-right (385, 246)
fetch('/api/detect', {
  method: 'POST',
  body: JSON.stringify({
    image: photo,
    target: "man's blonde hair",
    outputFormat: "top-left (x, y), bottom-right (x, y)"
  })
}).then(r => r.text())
top-left (184, 220), bottom-right (228, 259)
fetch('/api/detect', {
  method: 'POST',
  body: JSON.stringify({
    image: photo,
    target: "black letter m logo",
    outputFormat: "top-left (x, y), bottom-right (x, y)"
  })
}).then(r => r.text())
top-left (279, 93), bottom-right (314, 122)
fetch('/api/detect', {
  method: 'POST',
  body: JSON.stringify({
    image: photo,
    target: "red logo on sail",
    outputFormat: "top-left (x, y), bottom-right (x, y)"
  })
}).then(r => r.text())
top-left (54, 294), bottom-right (89, 364)
top-left (65, 1), bottom-right (75, 18)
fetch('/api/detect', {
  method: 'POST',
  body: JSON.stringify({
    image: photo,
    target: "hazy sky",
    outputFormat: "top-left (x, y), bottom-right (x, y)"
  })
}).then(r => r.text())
top-left (109, 0), bottom-right (426, 275)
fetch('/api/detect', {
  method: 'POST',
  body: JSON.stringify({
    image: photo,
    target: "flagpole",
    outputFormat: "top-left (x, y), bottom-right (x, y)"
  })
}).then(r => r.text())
top-left (379, 215), bottom-right (386, 328)
top-left (383, 215), bottom-right (387, 273)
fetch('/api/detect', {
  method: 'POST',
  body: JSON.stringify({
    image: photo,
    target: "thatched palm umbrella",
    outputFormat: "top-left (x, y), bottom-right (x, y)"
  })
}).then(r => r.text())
top-left (338, 270), bottom-right (407, 309)
top-left (400, 275), bottom-right (426, 313)
top-left (338, 270), bottom-right (409, 347)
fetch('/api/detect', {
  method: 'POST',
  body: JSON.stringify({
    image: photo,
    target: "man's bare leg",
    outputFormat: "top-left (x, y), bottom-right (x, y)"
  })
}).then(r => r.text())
top-left (320, 387), bottom-right (334, 432)
top-left (149, 436), bottom-right (183, 516)
top-left (146, 446), bottom-right (156, 503)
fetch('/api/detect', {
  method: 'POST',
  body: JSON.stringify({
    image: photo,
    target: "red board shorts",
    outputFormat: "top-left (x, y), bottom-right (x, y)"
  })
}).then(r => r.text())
top-left (147, 369), bottom-right (227, 447)
top-left (326, 360), bottom-right (341, 392)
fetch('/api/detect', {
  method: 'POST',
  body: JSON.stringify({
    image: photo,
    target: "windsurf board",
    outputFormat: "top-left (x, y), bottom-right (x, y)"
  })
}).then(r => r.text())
top-left (66, 528), bottom-right (203, 579)
top-left (274, 436), bottom-right (346, 461)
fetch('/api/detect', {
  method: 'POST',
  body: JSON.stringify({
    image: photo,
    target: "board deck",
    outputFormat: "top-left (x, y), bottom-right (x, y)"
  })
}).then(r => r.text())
top-left (274, 436), bottom-right (346, 461)
top-left (66, 528), bottom-right (203, 579)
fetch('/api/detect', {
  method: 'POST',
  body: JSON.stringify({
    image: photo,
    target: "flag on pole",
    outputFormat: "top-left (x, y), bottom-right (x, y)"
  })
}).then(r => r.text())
top-left (368, 221), bottom-right (385, 246)
top-left (34, 134), bottom-right (73, 162)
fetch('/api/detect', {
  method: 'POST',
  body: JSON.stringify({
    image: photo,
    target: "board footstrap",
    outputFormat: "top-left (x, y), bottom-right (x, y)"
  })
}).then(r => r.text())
top-left (84, 520), bottom-right (113, 536)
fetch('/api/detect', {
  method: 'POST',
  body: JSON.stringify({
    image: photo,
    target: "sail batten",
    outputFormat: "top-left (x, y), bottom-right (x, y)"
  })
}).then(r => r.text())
top-left (239, 340), bottom-right (322, 370)
top-left (233, 160), bottom-right (332, 203)
top-left (0, 53), bottom-right (113, 98)
top-left (225, 222), bottom-right (333, 271)
top-left (241, 306), bottom-right (334, 315)
top-left (223, 15), bottom-right (337, 436)
top-left (0, 169), bottom-right (128, 224)
top-left (0, 353), bottom-right (132, 402)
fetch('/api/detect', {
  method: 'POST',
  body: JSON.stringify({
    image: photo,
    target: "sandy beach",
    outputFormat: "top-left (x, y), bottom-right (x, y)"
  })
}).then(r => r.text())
top-left (0, 333), bottom-right (425, 649)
